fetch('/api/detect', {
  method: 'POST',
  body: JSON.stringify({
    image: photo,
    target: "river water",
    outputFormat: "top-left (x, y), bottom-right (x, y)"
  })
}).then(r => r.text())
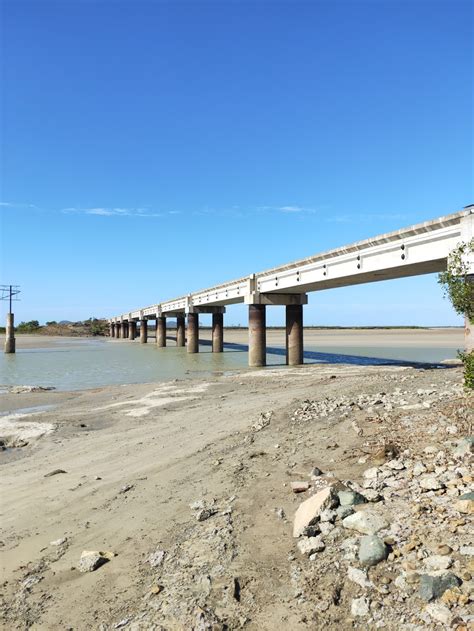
top-left (0, 330), bottom-right (464, 391)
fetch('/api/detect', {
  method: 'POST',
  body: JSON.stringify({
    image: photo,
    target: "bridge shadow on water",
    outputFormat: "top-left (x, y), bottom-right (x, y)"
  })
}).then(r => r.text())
top-left (164, 336), bottom-right (449, 370)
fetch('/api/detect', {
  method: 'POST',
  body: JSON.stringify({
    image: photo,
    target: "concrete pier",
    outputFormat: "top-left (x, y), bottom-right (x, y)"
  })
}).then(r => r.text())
top-left (129, 320), bottom-right (137, 340)
top-left (4, 313), bottom-right (15, 354)
top-left (116, 323), bottom-right (122, 338)
top-left (248, 305), bottom-right (266, 367)
top-left (156, 316), bottom-right (166, 347)
top-left (123, 321), bottom-right (129, 338)
top-left (212, 312), bottom-right (224, 353)
top-left (110, 323), bottom-right (115, 338)
top-left (140, 319), bottom-right (148, 344)
top-left (176, 315), bottom-right (185, 347)
top-left (286, 304), bottom-right (304, 365)
top-left (187, 312), bottom-right (199, 353)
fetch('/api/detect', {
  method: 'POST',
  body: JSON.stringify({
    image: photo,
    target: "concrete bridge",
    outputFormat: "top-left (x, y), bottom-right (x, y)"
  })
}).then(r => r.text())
top-left (108, 207), bottom-right (474, 366)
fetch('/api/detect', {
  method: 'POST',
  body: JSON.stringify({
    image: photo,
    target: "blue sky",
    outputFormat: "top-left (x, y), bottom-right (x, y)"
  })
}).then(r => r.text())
top-left (0, 0), bottom-right (472, 326)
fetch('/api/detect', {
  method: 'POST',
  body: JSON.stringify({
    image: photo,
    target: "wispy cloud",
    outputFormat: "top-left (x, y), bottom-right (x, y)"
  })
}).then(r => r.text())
top-left (326, 213), bottom-right (410, 223)
top-left (0, 201), bottom-right (38, 209)
top-left (62, 207), bottom-right (169, 218)
top-left (258, 205), bottom-right (319, 214)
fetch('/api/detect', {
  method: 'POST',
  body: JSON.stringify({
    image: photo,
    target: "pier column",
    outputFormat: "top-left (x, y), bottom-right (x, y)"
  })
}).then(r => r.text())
top-left (116, 322), bottom-right (122, 338)
top-left (286, 304), bottom-right (304, 365)
top-left (123, 321), bottom-right (129, 338)
top-left (466, 274), bottom-right (474, 352)
top-left (110, 323), bottom-right (115, 338)
top-left (176, 315), bottom-right (185, 347)
top-left (249, 305), bottom-right (266, 367)
top-left (187, 312), bottom-right (199, 353)
top-left (4, 313), bottom-right (15, 354)
top-left (129, 320), bottom-right (137, 340)
top-left (212, 312), bottom-right (224, 353)
top-left (140, 319), bottom-right (148, 343)
top-left (156, 316), bottom-right (166, 347)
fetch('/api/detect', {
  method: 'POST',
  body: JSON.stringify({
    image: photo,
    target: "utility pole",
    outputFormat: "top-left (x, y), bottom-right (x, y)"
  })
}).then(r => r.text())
top-left (1, 285), bottom-right (21, 354)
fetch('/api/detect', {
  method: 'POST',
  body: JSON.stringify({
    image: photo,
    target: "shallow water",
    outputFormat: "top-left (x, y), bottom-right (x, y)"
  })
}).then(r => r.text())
top-left (0, 334), bottom-right (462, 391)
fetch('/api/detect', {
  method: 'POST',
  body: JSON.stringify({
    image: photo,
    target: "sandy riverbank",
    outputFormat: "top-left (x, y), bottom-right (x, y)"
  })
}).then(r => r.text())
top-left (0, 357), bottom-right (472, 629)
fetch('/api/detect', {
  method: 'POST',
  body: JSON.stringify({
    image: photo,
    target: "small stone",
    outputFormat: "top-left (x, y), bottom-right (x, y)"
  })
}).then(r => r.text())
top-left (78, 550), bottom-right (113, 573)
top-left (196, 508), bottom-right (217, 522)
top-left (436, 545), bottom-right (453, 556)
top-left (363, 467), bottom-right (379, 479)
top-left (460, 545), bottom-right (474, 556)
top-left (423, 556), bottom-right (452, 571)
top-left (453, 437), bottom-right (474, 458)
top-left (297, 536), bottom-right (325, 556)
top-left (351, 597), bottom-right (370, 617)
top-left (419, 476), bottom-right (443, 491)
top-left (293, 486), bottom-right (338, 537)
top-left (425, 603), bottom-right (451, 625)
top-left (337, 489), bottom-right (367, 506)
top-left (146, 550), bottom-right (165, 568)
top-left (336, 505), bottom-right (354, 520)
top-left (275, 507), bottom-right (286, 520)
top-left (454, 492), bottom-right (474, 514)
top-left (413, 462), bottom-right (427, 476)
top-left (44, 469), bottom-right (67, 477)
top-left (342, 509), bottom-right (389, 535)
top-left (310, 466), bottom-right (323, 478)
top-left (347, 566), bottom-right (373, 588)
top-left (418, 572), bottom-right (461, 601)
top-left (291, 481), bottom-right (310, 493)
top-left (320, 509), bottom-right (336, 523)
top-left (358, 535), bottom-right (388, 567)
top-left (119, 483), bottom-right (134, 494)
top-left (50, 537), bottom-right (67, 546)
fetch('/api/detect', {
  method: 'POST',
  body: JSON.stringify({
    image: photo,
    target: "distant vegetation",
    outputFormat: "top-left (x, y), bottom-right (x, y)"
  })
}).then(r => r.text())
top-left (3, 318), bottom-right (109, 337)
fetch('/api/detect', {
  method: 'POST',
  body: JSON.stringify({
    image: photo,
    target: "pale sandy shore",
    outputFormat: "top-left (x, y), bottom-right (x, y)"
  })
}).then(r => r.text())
top-left (0, 346), bottom-right (471, 629)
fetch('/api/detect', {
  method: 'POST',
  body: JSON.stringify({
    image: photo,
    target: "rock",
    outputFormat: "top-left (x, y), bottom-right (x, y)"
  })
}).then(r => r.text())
top-left (460, 545), bottom-right (474, 556)
top-left (362, 489), bottom-right (382, 502)
top-left (418, 572), bottom-right (461, 601)
top-left (425, 603), bottom-right (451, 625)
top-left (297, 536), bottom-right (325, 556)
top-left (337, 489), bottom-right (367, 506)
top-left (119, 483), bottom-right (134, 494)
top-left (44, 469), bottom-right (67, 477)
top-left (351, 597), bottom-right (370, 617)
top-left (293, 486), bottom-right (338, 537)
top-left (419, 476), bottom-right (443, 491)
top-left (363, 467), bottom-right (380, 480)
top-left (342, 509), bottom-right (389, 535)
top-left (454, 492), bottom-right (474, 514)
top-left (291, 481), bottom-right (310, 493)
top-left (358, 535), bottom-right (388, 567)
top-left (275, 507), bottom-right (286, 520)
top-left (310, 466), bottom-right (323, 478)
top-left (320, 509), bottom-right (336, 523)
top-left (412, 462), bottom-right (427, 476)
top-left (347, 566), bottom-right (373, 588)
top-left (146, 550), bottom-right (165, 568)
top-left (453, 437), bottom-right (474, 458)
top-left (319, 521), bottom-right (335, 535)
top-left (78, 550), bottom-right (114, 573)
top-left (336, 505), bottom-right (354, 520)
top-left (50, 537), bottom-right (67, 546)
top-left (196, 508), bottom-right (217, 522)
top-left (423, 555), bottom-right (453, 571)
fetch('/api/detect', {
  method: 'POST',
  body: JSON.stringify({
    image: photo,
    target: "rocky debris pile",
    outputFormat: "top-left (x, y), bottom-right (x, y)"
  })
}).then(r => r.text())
top-left (290, 432), bottom-right (473, 628)
top-left (8, 385), bottom-right (56, 394)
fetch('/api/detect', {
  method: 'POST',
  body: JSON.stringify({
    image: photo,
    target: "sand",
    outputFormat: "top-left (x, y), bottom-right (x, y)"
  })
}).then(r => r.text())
top-left (0, 332), bottom-right (470, 629)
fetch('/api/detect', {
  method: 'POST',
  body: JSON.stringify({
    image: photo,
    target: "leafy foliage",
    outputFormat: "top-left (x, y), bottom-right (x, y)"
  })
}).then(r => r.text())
top-left (438, 239), bottom-right (474, 321)
top-left (17, 320), bottom-right (41, 332)
top-left (438, 239), bottom-right (474, 389)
